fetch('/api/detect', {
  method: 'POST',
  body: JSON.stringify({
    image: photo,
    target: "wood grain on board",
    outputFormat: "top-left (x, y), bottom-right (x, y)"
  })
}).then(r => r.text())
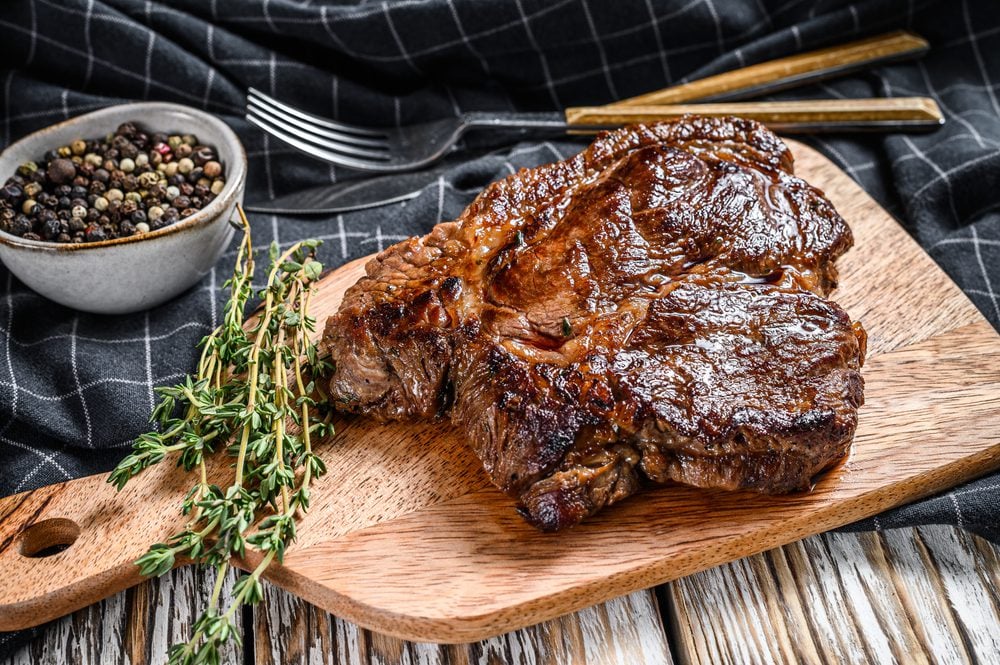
top-left (1, 141), bottom-right (999, 643)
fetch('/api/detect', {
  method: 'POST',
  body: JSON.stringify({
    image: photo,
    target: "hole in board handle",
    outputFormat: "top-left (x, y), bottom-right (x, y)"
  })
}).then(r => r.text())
top-left (19, 518), bottom-right (81, 558)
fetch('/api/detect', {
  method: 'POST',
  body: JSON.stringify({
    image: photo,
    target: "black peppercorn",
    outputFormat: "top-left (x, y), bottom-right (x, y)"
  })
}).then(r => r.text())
top-left (84, 224), bottom-right (107, 242)
top-left (1, 183), bottom-right (22, 202)
top-left (46, 158), bottom-right (77, 185)
top-left (69, 217), bottom-right (86, 233)
top-left (10, 215), bottom-right (31, 235)
top-left (119, 221), bottom-right (136, 236)
top-left (172, 195), bottom-right (191, 209)
top-left (42, 217), bottom-right (61, 240)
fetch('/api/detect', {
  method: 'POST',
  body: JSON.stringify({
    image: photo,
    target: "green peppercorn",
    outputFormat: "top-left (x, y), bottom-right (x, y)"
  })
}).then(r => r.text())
top-left (57, 146), bottom-right (72, 158)
top-left (167, 135), bottom-right (182, 149)
top-left (71, 139), bottom-right (87, 156)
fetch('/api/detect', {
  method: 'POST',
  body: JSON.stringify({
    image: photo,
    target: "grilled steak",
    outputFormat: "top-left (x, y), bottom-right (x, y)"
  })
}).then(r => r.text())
top-left (322, 117), bottom-right (866, 531)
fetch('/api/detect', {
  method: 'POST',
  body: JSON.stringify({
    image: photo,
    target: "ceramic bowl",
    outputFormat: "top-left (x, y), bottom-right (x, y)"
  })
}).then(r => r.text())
top-left (0, 103), bottom-right (246, 315)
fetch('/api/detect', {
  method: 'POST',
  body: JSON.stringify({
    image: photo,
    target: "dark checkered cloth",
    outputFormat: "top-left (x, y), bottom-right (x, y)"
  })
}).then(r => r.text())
top-left (1, 0), bottom-right (999, 654)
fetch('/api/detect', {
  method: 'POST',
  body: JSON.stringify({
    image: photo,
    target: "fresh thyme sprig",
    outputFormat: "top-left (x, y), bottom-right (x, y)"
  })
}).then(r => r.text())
top-left (109, 205), bottom-right (334, 665)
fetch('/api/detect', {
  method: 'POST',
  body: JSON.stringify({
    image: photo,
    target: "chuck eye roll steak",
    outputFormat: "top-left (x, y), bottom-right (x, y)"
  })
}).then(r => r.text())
top-left (322, 116), bottom-right (866, 531)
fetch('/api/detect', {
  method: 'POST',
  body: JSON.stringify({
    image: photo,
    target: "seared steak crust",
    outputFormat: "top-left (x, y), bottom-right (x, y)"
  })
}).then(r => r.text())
top-left (322, 117), bottom-right (866, 530)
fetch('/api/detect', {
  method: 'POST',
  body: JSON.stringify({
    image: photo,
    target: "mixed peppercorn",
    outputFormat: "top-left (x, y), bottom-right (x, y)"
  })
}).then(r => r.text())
top-left (0, 122), bottom-right (226, 243)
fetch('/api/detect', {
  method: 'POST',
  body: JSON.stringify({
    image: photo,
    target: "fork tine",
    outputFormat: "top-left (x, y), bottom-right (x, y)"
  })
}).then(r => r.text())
top-left (247, 96), bottom-right (389, 150)
top-left (246, 113), bottom-right (396, 171)
top-left (247, 88), bottom-right (386, 138)
top-left (246, 104), bottom-right (393, 162)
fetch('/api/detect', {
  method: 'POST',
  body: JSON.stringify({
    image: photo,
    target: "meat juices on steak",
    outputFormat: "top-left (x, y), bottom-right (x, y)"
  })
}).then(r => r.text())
top-left (322, 117), bottom-right (866, 531)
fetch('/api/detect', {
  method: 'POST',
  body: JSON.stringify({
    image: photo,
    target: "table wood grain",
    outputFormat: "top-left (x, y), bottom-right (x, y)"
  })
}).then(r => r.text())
top-left (4, 526), bottom-right (997, 664)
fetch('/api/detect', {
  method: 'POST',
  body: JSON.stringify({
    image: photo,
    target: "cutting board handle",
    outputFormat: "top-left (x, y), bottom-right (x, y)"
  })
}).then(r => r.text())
top-left (0, 461), bottom-right (191, 630)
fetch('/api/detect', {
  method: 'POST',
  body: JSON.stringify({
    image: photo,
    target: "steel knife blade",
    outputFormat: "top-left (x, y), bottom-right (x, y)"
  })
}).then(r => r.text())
top-left (243, 168), bottom-right (445, 215)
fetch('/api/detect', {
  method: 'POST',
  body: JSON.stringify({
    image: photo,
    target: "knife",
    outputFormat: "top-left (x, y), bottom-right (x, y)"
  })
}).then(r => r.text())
top-left (243, 169), bottom-right (442, 215)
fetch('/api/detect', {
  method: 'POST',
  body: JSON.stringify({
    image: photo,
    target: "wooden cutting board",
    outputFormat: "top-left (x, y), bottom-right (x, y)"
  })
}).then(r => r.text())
top-left (1, 141), bottom-right (999, 642)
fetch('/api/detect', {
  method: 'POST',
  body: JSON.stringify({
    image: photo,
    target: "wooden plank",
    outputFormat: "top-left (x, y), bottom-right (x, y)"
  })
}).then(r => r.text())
top-left (254, 586), bottom-right (671, 665)
top-left (2, 580), bottom-right (670, 664)
top-left (2, 566), bottom-right (243, 665)
top-left (668, 526), bottom-right (1000, 664)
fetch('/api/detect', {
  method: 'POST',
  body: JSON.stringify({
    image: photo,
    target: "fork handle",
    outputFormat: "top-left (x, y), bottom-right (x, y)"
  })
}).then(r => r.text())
top-left (607, 31), bottom-right (928, 106)
top-left (563, 98), bottom-right (944, 133)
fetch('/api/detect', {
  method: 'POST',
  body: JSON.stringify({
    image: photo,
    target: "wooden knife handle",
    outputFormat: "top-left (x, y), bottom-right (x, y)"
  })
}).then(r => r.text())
top-left (564, 97), bottom-right (944, 132)
top-left (604, 31), bottom-right (928, 107)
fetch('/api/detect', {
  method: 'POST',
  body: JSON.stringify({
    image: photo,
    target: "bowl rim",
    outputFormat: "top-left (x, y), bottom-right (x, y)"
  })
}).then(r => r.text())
top-left (0, 102), bottom-right (247, 253)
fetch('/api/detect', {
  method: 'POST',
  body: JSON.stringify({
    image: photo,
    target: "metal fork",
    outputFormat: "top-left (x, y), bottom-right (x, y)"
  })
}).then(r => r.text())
top-left (246, 88), bottom-right (577, 173)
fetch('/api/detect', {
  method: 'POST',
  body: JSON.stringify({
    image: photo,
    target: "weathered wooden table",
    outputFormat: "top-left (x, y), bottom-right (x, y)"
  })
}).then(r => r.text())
top-left (4, 524), bottom-right (998, 664)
